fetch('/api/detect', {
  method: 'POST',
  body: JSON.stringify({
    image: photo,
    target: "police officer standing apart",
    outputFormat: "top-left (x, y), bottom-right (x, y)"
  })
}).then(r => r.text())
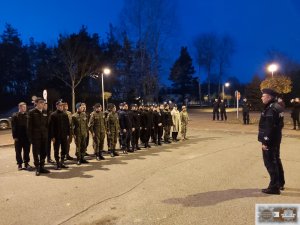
top-left (11, 102), bottom-right (32, 170)
top-left (258, 88), bottom-right (285, 195)
top-left (242, 98), bottom-right (251, 125)
top-left (72, 103), bottom-right (89, 165)
top-left (219, 99), bottom-right (227, 121)
top-left (49, 100), bottom-right (70, 170)
top-left (88, 103), bottom-right (106, 160)
top-left (27, 97), bottom-right (50, 176)
top-left (212, 99), bottom-right (220, 120)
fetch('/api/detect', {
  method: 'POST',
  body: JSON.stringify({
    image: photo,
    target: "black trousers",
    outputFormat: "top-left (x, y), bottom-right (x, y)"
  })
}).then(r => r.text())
top-left (141, 128), bottom-right (150, 144)
top-left (53, 137), bottom-right (68, 162)
top-left (292, 117), bottom-right (300, 129)
top-left (220, 110), bottom-right (227, 121)
top-left (153, 126), bottom-right (163, 144)
top-left (213, 110), bottom-right (219, 120)
top-left (14, 139), bottom-right (30, 165)
top-left (125, 130), bottom-right (132, 150)
top-left (46, 134), bottom-right (52, 159)
top-left (133, 128), bottom-right (140, 148)
top-left (262, 145), bottom-right (283, 190)
top-left (243, 112), bottom-right (249, 124)
top-left (32, 138), bottom-right (47, 168)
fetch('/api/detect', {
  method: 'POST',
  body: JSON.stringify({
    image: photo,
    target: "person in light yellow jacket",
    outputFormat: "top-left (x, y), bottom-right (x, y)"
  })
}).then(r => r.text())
top-left (171, 104), bottom-right (181, 141)
top-left (180, 105), bottom-right (189, 140)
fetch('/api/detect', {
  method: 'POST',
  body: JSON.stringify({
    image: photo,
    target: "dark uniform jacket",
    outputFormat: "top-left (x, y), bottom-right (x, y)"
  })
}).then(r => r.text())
top-left (49, 110), bottom-right (70, 139)
top-left (132, 110), bottom-right (141, 129)
top-left (291, 102), bottom-right (300, 119)
top-left (242, 102), bottom-right (251, 113)
top-left (11, 112), bottom-right (29, 140)
top-left (153, 111), bottom-right (163, 126)
top-left (258, 100), bottom-right (284, 147)
top-left (119, 110), bottom-right (133, 130)
top-left (163, 110), bottom-right (173, 127)
top-left (219, 102), bottom-right (227, 112)
top-left (213, 102), bottom-right (219, 111)
top-left (141, 110), bottom-right (153, 128)
top-left (27, 108), bottom-right (49, 141)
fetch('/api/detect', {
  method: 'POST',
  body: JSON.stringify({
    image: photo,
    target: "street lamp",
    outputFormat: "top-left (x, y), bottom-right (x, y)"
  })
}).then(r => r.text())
top-left (222, 82), bottom-right (230, 100)
top-left (267, 63), bottom-right (278, 78)
top-left (101, 68), bottom-right (111, 112)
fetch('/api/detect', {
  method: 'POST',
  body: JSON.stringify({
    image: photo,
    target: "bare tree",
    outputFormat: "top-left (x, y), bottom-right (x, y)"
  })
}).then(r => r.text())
top-left (194, 33), bottom-right (218, 100)
top-left (54, 27), bottom-right (101, 112)
top-left (119, 0), bottom-right (177, 102)
top-left (216, 35), bottom-right (235, 93)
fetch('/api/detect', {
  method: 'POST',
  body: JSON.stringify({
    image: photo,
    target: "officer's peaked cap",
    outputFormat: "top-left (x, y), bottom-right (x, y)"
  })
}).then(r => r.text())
top-left (261, 88), bottom-right (278, 97)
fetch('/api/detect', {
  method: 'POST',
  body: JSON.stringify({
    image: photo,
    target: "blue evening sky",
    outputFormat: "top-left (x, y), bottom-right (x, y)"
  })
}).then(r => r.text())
top-left (1, 0), bottom-right (300, 84)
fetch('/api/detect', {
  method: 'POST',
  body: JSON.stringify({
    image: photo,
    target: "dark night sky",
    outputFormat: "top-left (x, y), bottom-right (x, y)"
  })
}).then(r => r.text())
top-left (1, 0), bottom-right (300, 84)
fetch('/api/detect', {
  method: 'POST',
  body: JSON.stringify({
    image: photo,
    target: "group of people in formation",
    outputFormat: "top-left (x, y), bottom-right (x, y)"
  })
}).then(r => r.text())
top-left (11, 97), bottom-right (190, 176)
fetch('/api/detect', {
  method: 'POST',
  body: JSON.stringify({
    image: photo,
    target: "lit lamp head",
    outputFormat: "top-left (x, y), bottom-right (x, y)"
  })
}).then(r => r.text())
top-left (267, 64), bottom-right (278, 73)
top-left (103, 68), bottom-right (111, 75)
top-left (225, 82), bottom-right (230, 87)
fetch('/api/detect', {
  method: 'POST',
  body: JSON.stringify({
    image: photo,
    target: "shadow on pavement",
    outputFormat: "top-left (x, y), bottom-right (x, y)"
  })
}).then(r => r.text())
top-left (162, 188), bottom-right (269, 207)
top-left (36, 136), bottom-right (221, 180)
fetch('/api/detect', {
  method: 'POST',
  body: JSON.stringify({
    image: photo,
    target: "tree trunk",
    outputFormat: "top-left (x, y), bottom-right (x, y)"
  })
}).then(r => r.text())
top-left (72, 80), bottom-right (75, 113)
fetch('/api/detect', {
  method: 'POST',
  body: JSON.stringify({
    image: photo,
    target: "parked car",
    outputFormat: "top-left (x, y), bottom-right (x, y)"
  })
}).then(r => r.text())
top-left (0, 106), bottom-right (18, 130)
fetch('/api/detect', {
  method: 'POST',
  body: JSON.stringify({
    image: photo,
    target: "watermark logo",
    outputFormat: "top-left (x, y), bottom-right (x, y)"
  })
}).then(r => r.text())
top-left (256, 204), bottom-right (299, 224)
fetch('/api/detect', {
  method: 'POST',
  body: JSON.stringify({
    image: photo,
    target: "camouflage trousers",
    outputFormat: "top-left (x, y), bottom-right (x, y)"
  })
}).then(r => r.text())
top-left (93, 132), bottom-right (105, 155)
top-left (75, 135), bottom-right (87, 160)
top-left (181, 124), bottom-right (187, 139)
top-left (108, 132), bottom-right (118, 150)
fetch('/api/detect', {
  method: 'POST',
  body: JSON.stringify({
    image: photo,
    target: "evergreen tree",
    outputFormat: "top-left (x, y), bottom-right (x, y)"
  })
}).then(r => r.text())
top-left (169, 47), bottom-right (196, 100)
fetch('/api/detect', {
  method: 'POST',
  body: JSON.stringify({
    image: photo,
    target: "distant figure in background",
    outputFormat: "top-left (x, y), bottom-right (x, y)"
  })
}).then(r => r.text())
top-left (219, 99), bottom-right (227, 121)
top-left (11, 102), bottom-right (32, 170)
top-left (212, 99), bottom-right (219, 120)
top-left (180, 105), bottom-right (189, 140)
top-left (290, 98), bottom-right (300, 130)
top-left (242, 98), bottom-right (251, 125)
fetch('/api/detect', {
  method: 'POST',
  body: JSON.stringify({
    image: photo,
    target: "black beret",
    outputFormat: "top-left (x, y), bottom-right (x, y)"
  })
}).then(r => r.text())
top-left (35, 97), bottom-right (46, 103)
top-left (261, 88), bottom-right (278, 97)
top-left (119, 103), bottom-right (124, 107)
top-left (56, 100), bottom-right (63, 106)
top-left (107, 103), bottom-right (115, 110)
top-left (94, 103), bottom-right (101, 108)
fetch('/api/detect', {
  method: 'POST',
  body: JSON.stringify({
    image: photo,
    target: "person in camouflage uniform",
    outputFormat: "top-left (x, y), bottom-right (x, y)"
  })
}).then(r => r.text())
top-left (88, 103), bottom-right (106, 161)
top-left (72, 102), bottom-right (89, 165)
top-left (106, 103), bottom-right (120, 157)
top-left (180, 105), bottom-right (189, 140)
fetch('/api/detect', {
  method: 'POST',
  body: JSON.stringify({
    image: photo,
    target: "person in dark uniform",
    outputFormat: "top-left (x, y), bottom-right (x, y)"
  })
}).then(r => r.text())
top-left (27, 97), bottom-right (50, 176)
top-left (212, 99), bottom-right (219, 120)
top-left (258, 88), bottom-right (285, 195)
top-left (290, 98), bottom-right (300, 130)
top-left (11, 102), bottom-right (32, 170)
top-left (118, 103), bottom-right (126, 150)
top-left (153, 105), bottom-right (163, 145)
top-left (49, 100), bottom-right (70, 170)
top-left (219, 99), bottom-right (227, 121)
top-left (132, 104), bottom-right (141, 150)
top-left (163, 104), bottom-right (172, 144)
top-left (119, 103), bottom-right (134, 153)
top-left (242, 98), bottom-right (251, 125)
top-left (44, 102), bottom-right (54, 164)
top-left (141, 105), bottom-right (152, 148)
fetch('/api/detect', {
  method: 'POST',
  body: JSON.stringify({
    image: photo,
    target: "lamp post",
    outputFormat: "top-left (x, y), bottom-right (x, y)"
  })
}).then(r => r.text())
top-left (222, 82), bottom-right (230, 100)
top-left (267, 63), bottom-right (278, 78)
top-left (101, 68), bottom-right (111, 112)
